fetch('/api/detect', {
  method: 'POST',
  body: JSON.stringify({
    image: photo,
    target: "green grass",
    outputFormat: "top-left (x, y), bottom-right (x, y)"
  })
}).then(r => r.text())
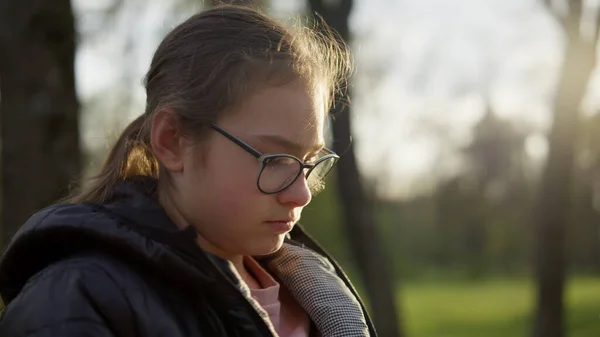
top-left (400, 277), bottom-right (600, 337)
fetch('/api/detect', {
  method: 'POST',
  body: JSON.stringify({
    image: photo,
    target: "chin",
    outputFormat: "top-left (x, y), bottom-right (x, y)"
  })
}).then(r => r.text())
top-left (250, 235), bottom-right (286, 256)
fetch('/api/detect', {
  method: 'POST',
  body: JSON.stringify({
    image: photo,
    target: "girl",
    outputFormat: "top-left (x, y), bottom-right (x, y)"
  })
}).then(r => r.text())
top-left (0, 5), bottom-right (376, 337)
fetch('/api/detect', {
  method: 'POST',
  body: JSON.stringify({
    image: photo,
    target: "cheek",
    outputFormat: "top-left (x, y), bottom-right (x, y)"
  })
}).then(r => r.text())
top-left (181, 141), bottom-right (270, 221)
top-left (213, 155), bottom-right (256, 189)
top-left (200, 155), bottom-right (263, 211)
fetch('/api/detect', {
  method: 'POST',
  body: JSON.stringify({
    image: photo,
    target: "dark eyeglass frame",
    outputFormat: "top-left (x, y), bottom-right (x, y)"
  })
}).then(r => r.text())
top-left (210, 123), bottom-right (339, 194)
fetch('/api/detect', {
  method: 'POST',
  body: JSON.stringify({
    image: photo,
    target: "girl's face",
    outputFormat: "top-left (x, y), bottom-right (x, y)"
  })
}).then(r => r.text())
top-left (163, 80), bottom-right (326, 259)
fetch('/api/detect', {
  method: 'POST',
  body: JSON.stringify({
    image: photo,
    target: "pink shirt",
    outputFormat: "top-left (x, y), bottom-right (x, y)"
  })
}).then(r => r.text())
top-left (244, 256), bottom-right (311, 337)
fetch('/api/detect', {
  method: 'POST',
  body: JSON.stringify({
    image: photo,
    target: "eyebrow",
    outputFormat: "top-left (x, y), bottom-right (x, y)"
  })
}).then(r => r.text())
top-left (255, 134), bottom-right (324, 155)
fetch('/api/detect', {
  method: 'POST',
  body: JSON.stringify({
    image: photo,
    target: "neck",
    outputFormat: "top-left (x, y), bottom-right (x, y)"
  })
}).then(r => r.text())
top-left (196, 239), bottom-right (259, 288)
top-left (157, 183), bottom-right (260, 288)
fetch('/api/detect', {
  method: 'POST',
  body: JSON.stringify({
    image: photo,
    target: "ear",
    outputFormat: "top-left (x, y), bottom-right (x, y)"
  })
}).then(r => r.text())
top-left (150, 108), bottom-right (187, 173)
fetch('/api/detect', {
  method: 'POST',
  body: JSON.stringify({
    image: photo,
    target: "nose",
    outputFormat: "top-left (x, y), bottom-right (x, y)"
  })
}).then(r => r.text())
top-left (276, 173), bottom-right (312, 207)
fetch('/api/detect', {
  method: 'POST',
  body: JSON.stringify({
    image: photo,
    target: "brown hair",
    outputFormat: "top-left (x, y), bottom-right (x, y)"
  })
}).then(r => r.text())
top-left (69, 5), bottom-right (352, 203)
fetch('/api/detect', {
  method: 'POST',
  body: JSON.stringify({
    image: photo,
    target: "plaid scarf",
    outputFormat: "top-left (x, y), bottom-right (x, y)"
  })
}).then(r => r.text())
top-left (257, 243), bottom-right (370, 337)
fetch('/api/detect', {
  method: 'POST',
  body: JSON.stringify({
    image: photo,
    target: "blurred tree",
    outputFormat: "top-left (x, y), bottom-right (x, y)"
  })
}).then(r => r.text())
top-left (571, 113), bottom-right (600, 273)
top-left (463, 109), bottom-right (528, 199)
top-left (461, 109), bottom-right (528, 277)
top-left (0, 0), bottom-right (81, 247)
top-left (534, 1), bottom-right (598, 337)
top-left (307, 1), bottom-right (403, 337)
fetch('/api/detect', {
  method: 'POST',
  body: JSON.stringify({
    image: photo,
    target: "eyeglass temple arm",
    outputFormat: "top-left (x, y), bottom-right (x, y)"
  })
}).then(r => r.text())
top-left (210, 124), bottom-right (262, 158)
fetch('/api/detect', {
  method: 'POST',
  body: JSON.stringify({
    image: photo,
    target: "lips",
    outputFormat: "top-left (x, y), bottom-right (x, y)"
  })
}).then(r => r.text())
top-left (264, 219), bottom-right (296, 232)
top-left (268, 219), bottom-right (296, 223)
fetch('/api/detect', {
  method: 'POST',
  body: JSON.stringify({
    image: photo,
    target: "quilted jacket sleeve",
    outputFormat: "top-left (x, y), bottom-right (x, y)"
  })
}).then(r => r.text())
top-left (0, 256), bottom-right (137, 337)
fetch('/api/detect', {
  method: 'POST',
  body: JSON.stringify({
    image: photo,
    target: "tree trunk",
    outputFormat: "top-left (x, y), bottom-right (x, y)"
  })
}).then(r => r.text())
top-left (533, 1), bottom-right (595, 337)
top-left (308, 1), bottom-right (403, 336)
top-left (0, 0), bottom-right (81, 247)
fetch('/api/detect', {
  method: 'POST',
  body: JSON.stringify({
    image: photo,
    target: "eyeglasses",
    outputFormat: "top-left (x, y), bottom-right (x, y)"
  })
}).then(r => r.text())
top-left (210, 124), bottom-right (339, 194)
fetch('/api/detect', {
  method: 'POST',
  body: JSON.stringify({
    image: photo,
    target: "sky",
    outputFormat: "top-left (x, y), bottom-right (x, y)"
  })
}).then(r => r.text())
top-left (72, 0), bottom-right (597, 199)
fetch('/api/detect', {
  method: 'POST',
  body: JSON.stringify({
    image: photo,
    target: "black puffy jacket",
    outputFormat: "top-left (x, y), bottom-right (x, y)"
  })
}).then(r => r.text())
top-left (0, 179), bottom-right (377, 337)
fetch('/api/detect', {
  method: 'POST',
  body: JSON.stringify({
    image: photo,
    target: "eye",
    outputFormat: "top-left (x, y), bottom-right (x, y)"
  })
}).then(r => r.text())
top-left (265, 156), bottom-right (297, 167)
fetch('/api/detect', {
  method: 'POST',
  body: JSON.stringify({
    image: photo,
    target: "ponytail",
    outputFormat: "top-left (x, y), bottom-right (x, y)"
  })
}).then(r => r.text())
top-left (67, 114), bottom-right (159, 204)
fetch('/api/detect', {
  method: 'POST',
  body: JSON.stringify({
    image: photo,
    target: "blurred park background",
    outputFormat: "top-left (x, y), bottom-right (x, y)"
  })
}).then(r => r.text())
top-left (1, 0), bottom-right (600, 336)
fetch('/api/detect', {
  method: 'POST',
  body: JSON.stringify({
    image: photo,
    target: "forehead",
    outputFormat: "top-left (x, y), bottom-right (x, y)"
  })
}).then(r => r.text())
top-left (221, 81), bottom-right (326, 144)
